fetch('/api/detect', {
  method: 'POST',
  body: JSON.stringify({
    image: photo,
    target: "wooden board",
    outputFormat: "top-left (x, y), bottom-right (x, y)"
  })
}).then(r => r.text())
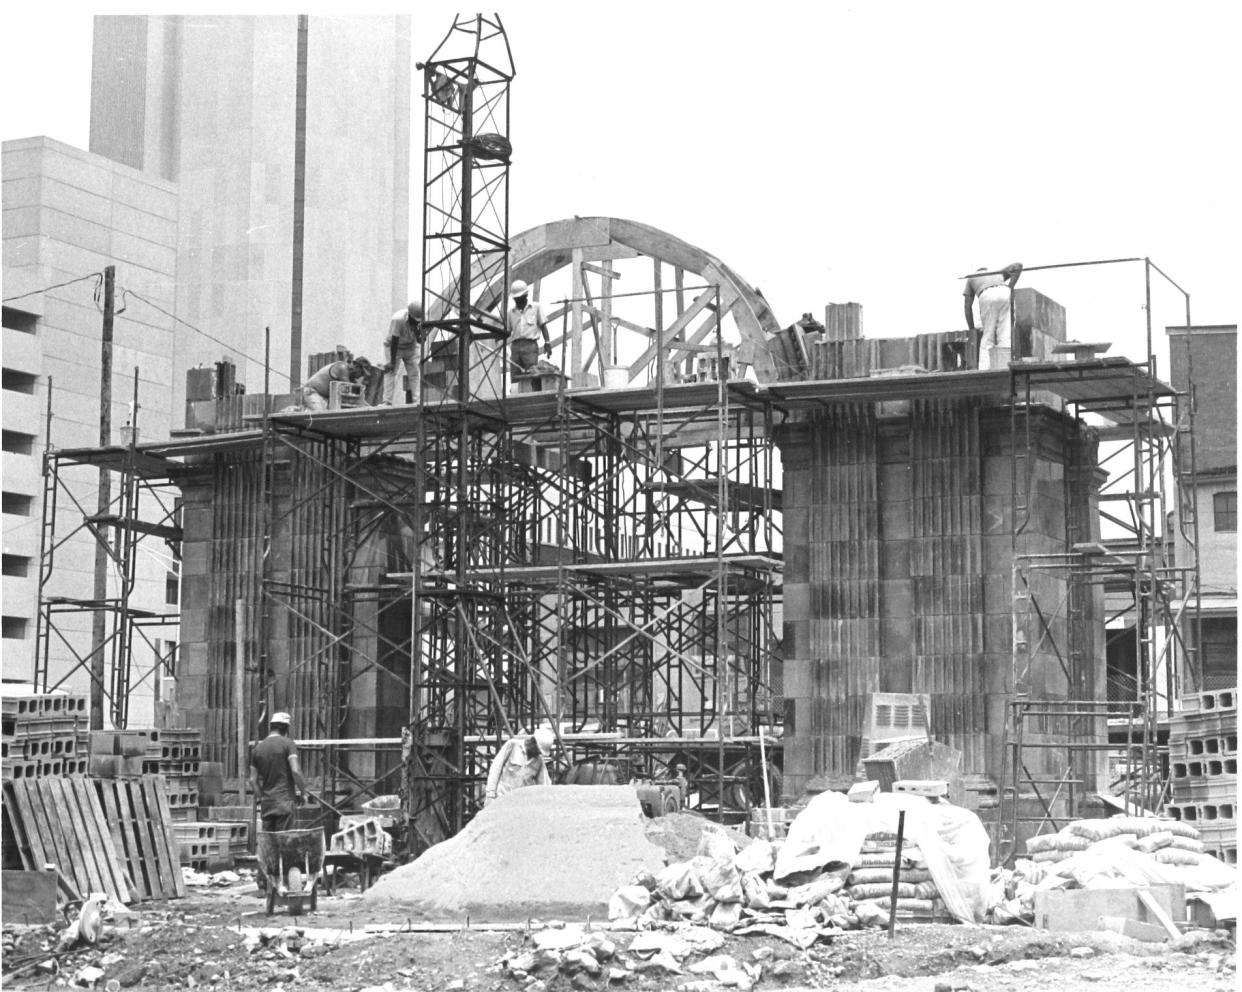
top-left (1, 779), bottom-right (128, 905)
top-left (91, 776), bottom-right (184, 901)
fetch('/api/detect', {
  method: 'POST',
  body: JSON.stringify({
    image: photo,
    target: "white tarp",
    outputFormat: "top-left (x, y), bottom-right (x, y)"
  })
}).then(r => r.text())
top-left (773, 791), bottom-right (991, 923)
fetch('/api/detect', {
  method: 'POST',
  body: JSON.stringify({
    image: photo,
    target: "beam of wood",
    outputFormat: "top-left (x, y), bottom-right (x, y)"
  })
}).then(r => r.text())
top-left (601, 260), bottom-right (615, 368)
top-left (581, 261), bottom-right (621, 280)
top-left (1136, 889), bottom-right (1183, 940)
top-left (582, 305), bottom-right (651, 338)
top-left (628, 287), bottom-right (715, 376)
top-left (570, 248), bottom-right (585, 386)
top-left (675, 266), bottom-right (685, 317)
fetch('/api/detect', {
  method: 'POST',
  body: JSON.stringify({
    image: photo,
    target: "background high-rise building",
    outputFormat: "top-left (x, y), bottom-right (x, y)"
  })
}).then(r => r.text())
top-left (90, 13), bottom-right (411, 410)
top-left (2, 16), bottom-right (411, 719)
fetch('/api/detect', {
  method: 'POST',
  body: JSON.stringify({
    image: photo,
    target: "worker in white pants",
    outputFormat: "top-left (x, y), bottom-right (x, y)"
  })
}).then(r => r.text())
top-left (484, 727), bottom-right (555, 803)
top-left (963, 262), bottom-right (1022, 370)
top-left (382, 301), bottom-right (425, 405)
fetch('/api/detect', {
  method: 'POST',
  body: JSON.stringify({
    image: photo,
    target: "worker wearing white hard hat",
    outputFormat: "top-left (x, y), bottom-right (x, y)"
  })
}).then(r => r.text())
top-left (381, 300), bottom-right (426, 406)
top-left (505, 279), bottom-right (551, 378)
top-left (483, 725), bottom-right (557, 803)
top-left (249, 710), bottom-right (310, 831)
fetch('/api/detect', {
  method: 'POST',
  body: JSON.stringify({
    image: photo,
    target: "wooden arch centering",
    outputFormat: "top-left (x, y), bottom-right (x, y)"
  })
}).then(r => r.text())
top-left (463, 216), bottom-right (782, 387)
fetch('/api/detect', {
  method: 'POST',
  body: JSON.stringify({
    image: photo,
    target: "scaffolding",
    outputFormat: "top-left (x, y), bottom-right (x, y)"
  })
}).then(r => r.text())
top-left (33, 390), bottom-right (181, 729)
top-left (1004, 355), bottom-right (1199, 853)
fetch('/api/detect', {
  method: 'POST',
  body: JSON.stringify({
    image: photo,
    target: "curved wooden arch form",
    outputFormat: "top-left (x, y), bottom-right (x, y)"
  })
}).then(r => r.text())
top-left (435, 216), bottom-right (781, 386)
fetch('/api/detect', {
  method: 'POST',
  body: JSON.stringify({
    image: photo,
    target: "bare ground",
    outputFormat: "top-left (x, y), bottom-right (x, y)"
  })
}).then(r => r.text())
top-left (1, 880), bottom-right (1234, 992)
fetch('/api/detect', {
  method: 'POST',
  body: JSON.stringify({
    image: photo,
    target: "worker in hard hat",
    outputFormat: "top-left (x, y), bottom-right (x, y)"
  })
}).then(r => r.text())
top-left (963, 262), bottom-right (1022, 370)
top-left (483, 726), bottom-right (556, 803)
top-left (505, 280), bottom-right (551, 376)
top-left (381, 301), bottom-right (426, 406)
top-left (248, 711), bottom-right (310, 832)
top-left (300, 356), bottom-right (374, 411)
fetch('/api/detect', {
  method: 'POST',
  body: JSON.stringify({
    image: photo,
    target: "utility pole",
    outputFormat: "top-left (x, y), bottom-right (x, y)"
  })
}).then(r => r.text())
top-left (90, 264), bottom-right (115, 730)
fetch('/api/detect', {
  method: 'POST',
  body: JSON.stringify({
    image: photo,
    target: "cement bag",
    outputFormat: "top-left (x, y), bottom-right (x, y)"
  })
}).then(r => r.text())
top-left (697, 823), bottom-right (739, 862)
top-left (1024, 833), bottom-right (1060, 854)
top-left (740, 871), bottom-right (770, 909)
top-left (1156, 848), bottom-right (1202, 866)
top-left (787, 873), bottom-right (845, 907)
top-left (849, 867), bottom-right (931, 885)
top-left (1165, 819), bottom-right (1200, 840)
top-left (696, 856), bottom-right (741, 900)
top-left (1135, 830), bottom-right (1175, 853)
top-left (850, 882), bottom-right (921, 899)
top-left (890, 796), bottom-right (990, 923)
top-left (774, 790), bottom-right (869, 881)
top-left (609, 884), bottom-right (652, 920)
top-left (656, 860), bottom-right (704, 900)
top-left (1169, 836), bottom-right (1205, 853)
top-left (1055, 837), bottom-right (1182, 888)
top-left (734, 838), bottom-right (775, 875)
top-left (1031, 850), bottom-right (1069, 863)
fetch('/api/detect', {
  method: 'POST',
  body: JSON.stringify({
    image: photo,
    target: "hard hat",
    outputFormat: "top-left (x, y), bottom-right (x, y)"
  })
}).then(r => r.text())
top-left (533, 726), bottom-right (555, 755)
top-left (406, 301), bottom-right (424, 321)
top-left (271, 712), bottom-right (292, 727)
top-left (510, 279), bottom-right (529, 297)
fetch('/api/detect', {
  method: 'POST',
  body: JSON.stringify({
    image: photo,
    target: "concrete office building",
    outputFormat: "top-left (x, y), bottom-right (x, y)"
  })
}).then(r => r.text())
top-left (1167, 324), bottom-right (1238, 689)
top-left (89, 14), bottom-right (412, 411)
top-left (2, 137), bottom-right (180, 721)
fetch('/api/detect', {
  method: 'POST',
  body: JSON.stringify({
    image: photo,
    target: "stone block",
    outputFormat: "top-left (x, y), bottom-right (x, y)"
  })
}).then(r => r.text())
top-left (880, 499), bottom-right (911, 540)
top-left (879, 580), bottom-right (913, 619)
top-left (1033, 884), bottom-right (1183, 935)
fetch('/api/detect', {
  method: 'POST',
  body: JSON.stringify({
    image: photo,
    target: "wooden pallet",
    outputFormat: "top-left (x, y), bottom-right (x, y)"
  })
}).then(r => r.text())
top-left (94, 775), bottom-right (186, 901)
top-left (2, 777), bottom-right (130, 905)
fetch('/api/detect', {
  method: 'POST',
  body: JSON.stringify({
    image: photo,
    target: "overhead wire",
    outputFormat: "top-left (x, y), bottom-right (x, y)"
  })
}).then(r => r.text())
top-left (3, 271), bottom-right (103, 304)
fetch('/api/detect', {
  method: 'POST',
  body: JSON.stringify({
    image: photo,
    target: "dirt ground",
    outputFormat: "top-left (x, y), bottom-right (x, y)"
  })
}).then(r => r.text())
top-left (1, 878), bottom-right (1234, 992)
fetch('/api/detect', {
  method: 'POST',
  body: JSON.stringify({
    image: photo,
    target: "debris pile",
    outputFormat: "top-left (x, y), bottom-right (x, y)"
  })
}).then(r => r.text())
top-left (360, 785), bottom-right (666, 920)
top-left (608, 794), bottom-right (977, 944)
top-left (988, 816), bottom-right (1240, 925)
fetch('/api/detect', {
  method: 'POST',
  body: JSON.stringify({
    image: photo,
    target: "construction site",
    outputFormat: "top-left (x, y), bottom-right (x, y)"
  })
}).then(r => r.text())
top-left (2, 13), bottom-right (1236, 992)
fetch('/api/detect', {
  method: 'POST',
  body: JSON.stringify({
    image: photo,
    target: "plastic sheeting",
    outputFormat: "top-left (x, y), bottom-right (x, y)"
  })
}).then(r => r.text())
top-left (772, 791), bottom-right (991, 923)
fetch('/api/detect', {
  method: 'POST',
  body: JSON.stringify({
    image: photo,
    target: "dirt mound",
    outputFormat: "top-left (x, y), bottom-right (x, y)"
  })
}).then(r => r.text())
top-left (643, 811), bottom-right (754, 864)
top-left (362, 785), bottom-right (666, 921)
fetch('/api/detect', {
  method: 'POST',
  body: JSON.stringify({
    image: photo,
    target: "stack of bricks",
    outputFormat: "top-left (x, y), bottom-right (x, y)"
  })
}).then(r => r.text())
top-left (145, 728), bottom-right (202, 821)
top-left (1, 693), bottom-right (88, 780)
top-left (1166, 687), bottom-right (1237, 864)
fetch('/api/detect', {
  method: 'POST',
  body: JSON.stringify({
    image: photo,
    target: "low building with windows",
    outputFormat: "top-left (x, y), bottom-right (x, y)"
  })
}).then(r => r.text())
top-left (1167, 324), bottom-right (1237, 691)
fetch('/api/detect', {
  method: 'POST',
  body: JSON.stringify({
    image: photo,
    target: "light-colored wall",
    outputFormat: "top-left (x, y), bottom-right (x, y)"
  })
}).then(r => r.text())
top-left (89, 14), bottom-right (411, 414)
top-left (2, 137), bottom-right (178, 723)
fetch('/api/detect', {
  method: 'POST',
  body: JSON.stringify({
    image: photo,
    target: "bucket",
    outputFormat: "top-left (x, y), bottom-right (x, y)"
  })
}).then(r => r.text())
top-left (602, 366), bottom-right (629, 389)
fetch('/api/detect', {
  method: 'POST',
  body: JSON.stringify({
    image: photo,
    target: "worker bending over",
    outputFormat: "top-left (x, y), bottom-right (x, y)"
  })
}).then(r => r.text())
top-left (382, 301), bottom-right (426, 405)
top-left (300, 356), bottom-right (373, 411)
top-left (484, 726), bottom-right (555, 803)
top-left (249, 711), bottom-right (309, 832)
top-left (963, 262), bottom-right (1022, 370)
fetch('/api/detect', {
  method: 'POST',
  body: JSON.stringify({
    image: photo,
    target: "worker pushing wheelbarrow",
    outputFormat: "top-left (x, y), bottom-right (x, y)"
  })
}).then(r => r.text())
top-left (257, 828), bottom-right (325, 916)
top-left (248, 710), bottom-right (324, 915)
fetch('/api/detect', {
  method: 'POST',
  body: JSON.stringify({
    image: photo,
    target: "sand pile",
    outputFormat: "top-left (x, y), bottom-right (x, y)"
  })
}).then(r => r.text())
top-left (643, 811), bottom-right (753, 864)
top-left (362, 785), bottom-right (667, 921)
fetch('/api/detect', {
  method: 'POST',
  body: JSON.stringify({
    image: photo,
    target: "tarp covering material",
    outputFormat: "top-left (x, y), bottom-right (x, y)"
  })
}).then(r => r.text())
top-left (773, 791), bottom-right (991, 923)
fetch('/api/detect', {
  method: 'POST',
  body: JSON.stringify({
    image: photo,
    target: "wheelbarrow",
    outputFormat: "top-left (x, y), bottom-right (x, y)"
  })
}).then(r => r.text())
top-left (256, 829), bottom-right (325, 916)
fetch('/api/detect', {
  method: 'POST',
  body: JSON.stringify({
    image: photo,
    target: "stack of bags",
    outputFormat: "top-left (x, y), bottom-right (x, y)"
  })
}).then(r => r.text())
top-left (842, 830), bottom-right (947, 921)
top-left (1023, 815), bottom-right (1205, 866)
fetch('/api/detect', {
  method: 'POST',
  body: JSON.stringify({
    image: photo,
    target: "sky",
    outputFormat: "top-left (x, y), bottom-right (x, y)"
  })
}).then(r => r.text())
top-left (2, 2), bottom-right (1239, 378)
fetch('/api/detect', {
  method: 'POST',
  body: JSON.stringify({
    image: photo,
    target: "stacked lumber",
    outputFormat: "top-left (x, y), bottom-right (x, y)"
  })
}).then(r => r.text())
top-left (2, 777), bottom-right (130, 904)
top-left (1167, 687), bottom-right (1237, 864)
top-left (1, 693), bottom-right (88, 781)
top-left (94, 775), bottom-right (187, 900)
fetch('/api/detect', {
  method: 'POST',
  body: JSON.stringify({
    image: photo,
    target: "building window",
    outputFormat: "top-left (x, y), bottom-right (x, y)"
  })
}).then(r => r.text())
top-left (2, 307), bottom-right (37, 334)
top-left (1214, 491), bottom-right (1237, 532)
top-left (2, 492), bottom-right (34, 516)
top-left (1, 555), bottom-right (31, 577)
top-left (2, 616), bottom-right (29, 639)
top-left (2, 369), bottom-right (37, 394)
top-left (165, 570), bottom-right (179, 605)
top-left (2, 430), bottom-right (35, 455)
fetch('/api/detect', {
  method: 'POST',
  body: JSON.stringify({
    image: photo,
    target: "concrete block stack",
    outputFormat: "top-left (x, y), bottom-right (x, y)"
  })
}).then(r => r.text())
top-left (145, 728), bottom-right (202, 821)
top-left (1, 693), bottom-right (88, 780)
top-left (173, 821), bottom-right (232, 871)
top-left (1166, 687), bottom-right (1237, 864)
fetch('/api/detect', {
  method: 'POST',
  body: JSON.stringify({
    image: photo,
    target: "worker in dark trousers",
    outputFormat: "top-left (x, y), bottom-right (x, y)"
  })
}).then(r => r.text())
top-left (249, 712), bottom-right (309, 832)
